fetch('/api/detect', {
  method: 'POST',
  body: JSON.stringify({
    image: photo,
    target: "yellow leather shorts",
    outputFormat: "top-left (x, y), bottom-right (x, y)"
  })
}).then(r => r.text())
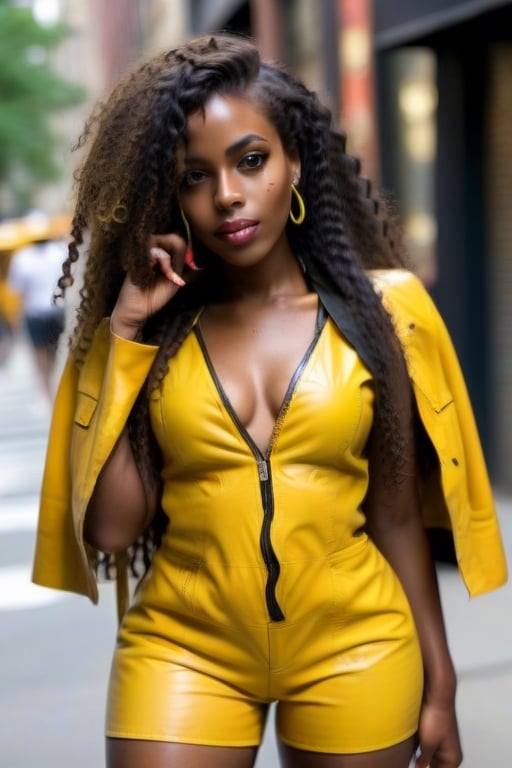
top-left (106, 535), bottom-right (423, 753)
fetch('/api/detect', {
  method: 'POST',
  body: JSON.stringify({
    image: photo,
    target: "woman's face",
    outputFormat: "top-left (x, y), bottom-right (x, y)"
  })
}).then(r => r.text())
top-left (176, 94), bottom-right (300, 269)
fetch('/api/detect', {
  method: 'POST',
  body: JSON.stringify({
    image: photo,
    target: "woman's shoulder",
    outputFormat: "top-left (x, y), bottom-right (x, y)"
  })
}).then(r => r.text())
top-left (367, 268), bottom-right (437, 328)
top-left (367, 269), bottom-right (450, 390)
top-left (367, 267), bottom-right (426, 297)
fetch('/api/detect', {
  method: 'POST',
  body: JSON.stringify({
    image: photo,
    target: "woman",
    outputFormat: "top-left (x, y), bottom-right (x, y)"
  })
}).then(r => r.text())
top-left (32, 33), bottom-right (507, 768)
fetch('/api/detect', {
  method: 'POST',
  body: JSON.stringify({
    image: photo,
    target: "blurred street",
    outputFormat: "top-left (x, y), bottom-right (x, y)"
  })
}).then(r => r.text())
top-left (0, 333), bottom-right (511, 767)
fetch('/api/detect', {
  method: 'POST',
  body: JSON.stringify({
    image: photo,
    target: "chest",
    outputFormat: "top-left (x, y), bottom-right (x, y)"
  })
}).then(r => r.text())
top-left (196, 297), bottom-right (320, 422)
top-left (151, 315), bottom-right (375, 464)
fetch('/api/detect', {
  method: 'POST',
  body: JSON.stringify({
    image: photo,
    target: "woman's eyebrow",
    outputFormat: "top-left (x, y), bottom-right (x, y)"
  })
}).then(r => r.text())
top-left (184, 133), bottom-right (269, 166)
top-left (225, 133), bottom-right (268, 157)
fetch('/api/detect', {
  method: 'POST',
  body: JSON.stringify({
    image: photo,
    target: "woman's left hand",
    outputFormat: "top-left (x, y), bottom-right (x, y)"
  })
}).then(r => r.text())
top-left (416, 698), bottom-right (463, 767)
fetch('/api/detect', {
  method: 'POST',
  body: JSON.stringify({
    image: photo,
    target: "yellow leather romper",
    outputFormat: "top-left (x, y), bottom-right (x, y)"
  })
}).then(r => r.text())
top-left (32, 269), bottom-right (507, 751)
top-left (105, 311), bottom-right (423, 752)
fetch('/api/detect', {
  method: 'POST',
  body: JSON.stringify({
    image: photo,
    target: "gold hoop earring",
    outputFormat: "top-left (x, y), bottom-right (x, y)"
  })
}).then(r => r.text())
top-left (179, 207), bottom-right (192, 250)
top-left (289, 184), bottom-right (306, 225)
top-left (179, 207), bottom-right (200, 270)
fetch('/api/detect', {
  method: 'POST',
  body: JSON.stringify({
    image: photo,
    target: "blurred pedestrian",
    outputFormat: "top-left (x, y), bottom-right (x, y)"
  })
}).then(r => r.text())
top-left (33, 33), bottom-right (507, 768)
top-left (7, 233), bottom-right (67, 402)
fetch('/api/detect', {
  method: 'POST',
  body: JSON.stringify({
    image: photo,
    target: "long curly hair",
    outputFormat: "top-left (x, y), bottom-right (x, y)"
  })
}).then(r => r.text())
top-left (59, 33), bottom-right (411, 567)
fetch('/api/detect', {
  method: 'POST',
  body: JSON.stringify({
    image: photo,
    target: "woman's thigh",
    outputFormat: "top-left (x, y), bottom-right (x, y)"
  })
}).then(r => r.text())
top-left (278, 736), bottom-right (417, 768)
top-left (274, 628), bottom-right (423, 755)
top-left (107, 738), bottom-right (259, 768)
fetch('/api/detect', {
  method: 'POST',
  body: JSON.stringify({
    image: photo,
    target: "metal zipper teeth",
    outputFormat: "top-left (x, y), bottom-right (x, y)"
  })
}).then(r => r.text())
top-left (203, 382), bottom-right (286, 621)
top-left (194, 315), bottom-right (325, 622)
top-left (257, 458), bottom-right (285, 621)
top-left (254, 336), bottom-right (323, 621)
top-left (195, 330), bottom-right (286, 621)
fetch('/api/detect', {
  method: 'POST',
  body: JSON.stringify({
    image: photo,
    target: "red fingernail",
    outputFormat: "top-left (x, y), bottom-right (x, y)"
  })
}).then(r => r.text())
top-left (185, 247), bottom-right (200, 270)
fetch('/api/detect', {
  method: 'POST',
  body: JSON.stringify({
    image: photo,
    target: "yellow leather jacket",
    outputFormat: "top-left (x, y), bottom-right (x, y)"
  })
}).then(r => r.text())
top-left (32, 269), bottom-right (508, 613)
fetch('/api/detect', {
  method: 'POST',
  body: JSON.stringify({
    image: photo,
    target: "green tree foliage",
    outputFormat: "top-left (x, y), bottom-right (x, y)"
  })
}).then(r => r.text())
top-left (0, 0), bottom-right (86, 210)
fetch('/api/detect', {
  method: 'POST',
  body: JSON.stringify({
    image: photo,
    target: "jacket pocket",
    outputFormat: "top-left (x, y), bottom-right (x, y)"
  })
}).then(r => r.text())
top-left (73, 390), bottom-right (98, 428)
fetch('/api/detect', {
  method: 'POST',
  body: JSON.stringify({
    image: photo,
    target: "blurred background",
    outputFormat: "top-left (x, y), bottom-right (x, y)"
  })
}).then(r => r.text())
top-left (0, 1), bottom-right (511, 766)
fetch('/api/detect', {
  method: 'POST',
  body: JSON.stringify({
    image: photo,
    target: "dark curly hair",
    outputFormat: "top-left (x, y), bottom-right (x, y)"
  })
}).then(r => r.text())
top-left (58, 33), bottom-right (412, 571)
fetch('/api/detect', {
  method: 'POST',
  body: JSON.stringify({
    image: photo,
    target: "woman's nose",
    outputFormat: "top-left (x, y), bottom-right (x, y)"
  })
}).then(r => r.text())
top-left (214, 171), bottom-right (244, 209)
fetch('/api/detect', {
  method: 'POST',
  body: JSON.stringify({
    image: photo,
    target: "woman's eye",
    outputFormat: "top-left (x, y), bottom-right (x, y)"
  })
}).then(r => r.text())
top-left (182, 170), bottom-right (207, 188)
top-left (240, 152), bottom-right (267, 170)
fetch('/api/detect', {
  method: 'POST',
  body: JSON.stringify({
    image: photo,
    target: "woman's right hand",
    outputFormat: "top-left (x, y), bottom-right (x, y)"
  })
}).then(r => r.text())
top-left (110, 233), bottom-right (188, 340)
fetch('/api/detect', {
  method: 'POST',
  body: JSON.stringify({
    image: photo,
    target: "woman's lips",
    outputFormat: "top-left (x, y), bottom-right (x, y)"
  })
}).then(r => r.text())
top-left (215, 219), bottom-right (260, 245)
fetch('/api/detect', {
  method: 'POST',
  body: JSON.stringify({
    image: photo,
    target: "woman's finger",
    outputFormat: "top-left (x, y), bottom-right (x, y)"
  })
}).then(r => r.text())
top-left (150, 232), bottom-right (188, 261)
top-left (149, 246), bottom-right (186, 287)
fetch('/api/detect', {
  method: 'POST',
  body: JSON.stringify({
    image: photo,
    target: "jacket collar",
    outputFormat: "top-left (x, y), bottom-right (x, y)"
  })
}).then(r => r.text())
top-left (307, 268), bottom-right (378, 378)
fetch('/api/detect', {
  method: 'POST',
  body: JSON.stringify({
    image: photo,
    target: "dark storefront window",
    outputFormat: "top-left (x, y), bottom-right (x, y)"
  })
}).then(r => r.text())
top-left (380, 48), bottom-right (438, 284)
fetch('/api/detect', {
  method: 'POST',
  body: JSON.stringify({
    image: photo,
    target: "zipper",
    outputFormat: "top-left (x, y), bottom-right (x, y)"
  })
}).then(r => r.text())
top-left (194, 303), bottom-right (326, 622)
top-left (257, 457), bottom-right (285, 621)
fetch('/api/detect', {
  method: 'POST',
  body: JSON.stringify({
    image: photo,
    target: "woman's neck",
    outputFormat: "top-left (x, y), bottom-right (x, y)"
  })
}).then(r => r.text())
top-left (218, 252), bottom-right (309, 305)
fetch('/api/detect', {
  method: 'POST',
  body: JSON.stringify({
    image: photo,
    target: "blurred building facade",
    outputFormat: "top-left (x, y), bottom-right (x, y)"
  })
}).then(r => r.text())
top-left (374, 0), bottom-right (512, 491)
top-left (36, 0), bottom-right (512, 490)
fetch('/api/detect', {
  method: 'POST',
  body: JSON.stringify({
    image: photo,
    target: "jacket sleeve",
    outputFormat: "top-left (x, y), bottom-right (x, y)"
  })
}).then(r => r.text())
top-left (32, 356), bottom-right (89, 596)
top-left (32, 319), bottom-right (159, 602)
top-left (373, 269), bottom-right (508, 596)
top-left (419, 280), bottom-right (508, 594)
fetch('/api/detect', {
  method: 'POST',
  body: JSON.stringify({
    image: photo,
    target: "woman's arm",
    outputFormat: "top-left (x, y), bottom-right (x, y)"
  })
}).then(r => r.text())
top-left (83, 426), bottom-right (158, 553)
top-left (84, 233), bottom-right (188, 554)
top-left (364, 358), bottom-right (462, 768)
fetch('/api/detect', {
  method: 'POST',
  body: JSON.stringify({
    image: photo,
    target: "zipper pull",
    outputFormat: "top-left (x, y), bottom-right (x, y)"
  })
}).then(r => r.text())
top-left (258, 460), bottom-right (269, 481)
